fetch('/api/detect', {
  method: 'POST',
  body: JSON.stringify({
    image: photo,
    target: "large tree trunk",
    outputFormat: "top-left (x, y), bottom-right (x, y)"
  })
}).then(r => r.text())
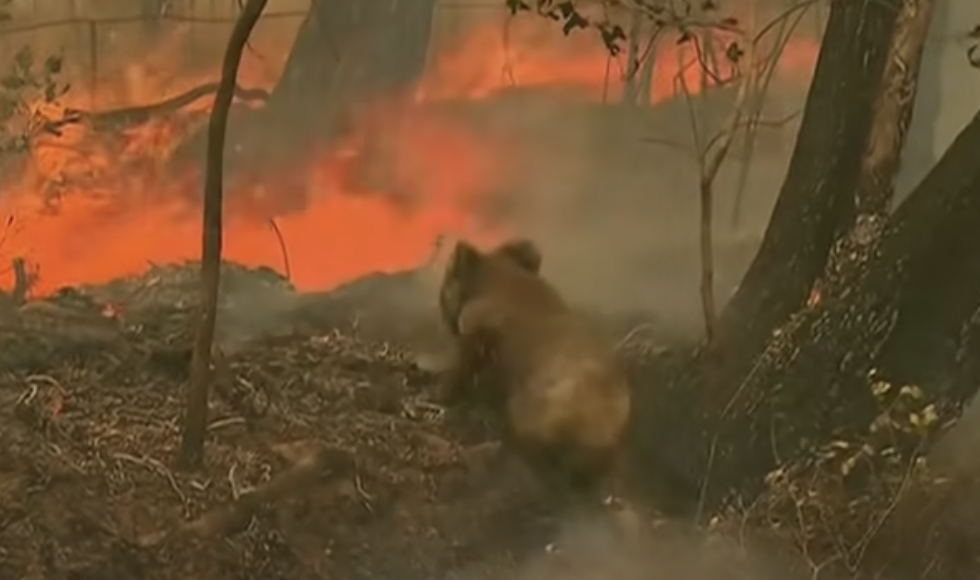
top-left (708, 105), bottom-right (980, 499)
top-left (703, 0), bottom-right (952, 504)
top-left (174, 0), bottom-right (438, 175)
top-left (261, 0), bottom-right (437, 138)
top-left (628, 0), bottom-right (903, 510)
top-left (711, 0), bottom-right (899, 375)
top-left (626, 0), bottom-right (980, 516)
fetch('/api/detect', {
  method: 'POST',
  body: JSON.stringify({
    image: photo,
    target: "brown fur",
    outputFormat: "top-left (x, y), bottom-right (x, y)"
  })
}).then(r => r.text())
top-left (438, 238), bottom-right (632, 499)
top-left (438, 238), bottom-right (542, 337)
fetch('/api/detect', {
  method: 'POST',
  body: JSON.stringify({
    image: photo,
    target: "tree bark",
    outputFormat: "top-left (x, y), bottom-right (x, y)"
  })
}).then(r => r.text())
top-left (894, 0), bottom-right (947, 198)
top-left (625, 0), bottom-right (969, 515)
top-left (227, 0), bottom-right (437, 170)
top-left (628, 107), bottom-right (980, 517)
top-left (694, 0), bottom-right (956, 507)
top-left (706, 104), bottom-right (979, 504)
top-left (636, 40), bottom-right (656, 104)
top-left (621, 10), bottom-right (645, 105)
top-left (628, 0), bottom-right (903, 507)
top-left (172, 0), bottom-right (438, 177)
top-left (709, 0), bottom-right (901, 382)
top-left (873, 107), bottom-right (980, 404)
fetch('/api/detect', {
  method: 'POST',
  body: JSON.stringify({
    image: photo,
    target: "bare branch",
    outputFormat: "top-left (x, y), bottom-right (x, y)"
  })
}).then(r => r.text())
top-left (731, 1), bottom-right (812, 231)
top-left (693, 9), bottom-right (759, 342)
top-left (508, 0), bottom-right (816, 342)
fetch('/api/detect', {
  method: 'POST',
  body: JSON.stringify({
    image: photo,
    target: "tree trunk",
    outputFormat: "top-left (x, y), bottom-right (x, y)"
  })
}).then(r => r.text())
top-left (620, 10), bottom-right (644, 105)
top-left (709, 101), bottom-right (978, 498)
top-left (894, 0), bottom-right (947, 198)
top-left (710, 0), bottom-right (900, 377)
top-left (625, 0), bottom-right (980, 516)
top-left (632, 110), bottom-right (980, 518)
top-left (175, 0), bottom-right (438, 175)
top-left (873, 107), bottom-right (980, 402)
top-left (263, 0), bottom-right (432, 124)
top-left (636, 39), bottom-right (656, 104)
top-left (627, 0), bottom-right (903, 508)
top-left (176, 0), bottom-right (269, 471)
top-left (263, 0), bottom-right (436, 138)
top-left (694, 0), bottom-right (940, 503)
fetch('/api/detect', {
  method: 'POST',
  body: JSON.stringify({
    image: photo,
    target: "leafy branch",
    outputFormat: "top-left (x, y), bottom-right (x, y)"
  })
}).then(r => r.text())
top-left (0, 45), bottom-right (75, 156)
top-left (504, 0), bottom-right (743, 73)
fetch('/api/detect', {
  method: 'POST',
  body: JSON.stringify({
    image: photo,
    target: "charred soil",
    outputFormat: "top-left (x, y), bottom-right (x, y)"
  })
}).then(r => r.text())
top-left (0, 262), bottom-right (555, 579)
top-left (0, 261), bottom-right (690, 580)
top-left (3, 261), bottom-right (975, 580)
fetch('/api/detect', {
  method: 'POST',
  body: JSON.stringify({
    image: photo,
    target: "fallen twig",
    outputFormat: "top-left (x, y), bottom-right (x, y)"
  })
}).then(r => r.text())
top-left (183, 440), bottom-right (354, 538)
top-left (112, 451), bottom-right (188, 507)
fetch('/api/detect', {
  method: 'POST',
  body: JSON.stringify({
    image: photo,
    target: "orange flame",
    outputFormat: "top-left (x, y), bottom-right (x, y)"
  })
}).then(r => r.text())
top-left (0, 16), bottom-right (819, 296)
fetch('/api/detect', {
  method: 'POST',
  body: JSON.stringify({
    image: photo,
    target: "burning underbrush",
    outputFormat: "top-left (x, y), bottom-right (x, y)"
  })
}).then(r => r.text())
top-left (0, 261), bottom-right (976, 580)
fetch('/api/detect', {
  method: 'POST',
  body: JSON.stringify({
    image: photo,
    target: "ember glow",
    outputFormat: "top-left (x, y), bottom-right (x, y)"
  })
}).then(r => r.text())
top-left (0, 14), bottom-right (818, 296)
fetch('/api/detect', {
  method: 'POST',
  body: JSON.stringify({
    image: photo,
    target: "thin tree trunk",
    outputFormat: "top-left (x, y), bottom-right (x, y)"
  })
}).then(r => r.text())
top-left (894, 0), bottom-right (947, 198)
top-left (636, 35), bottom-right (657, 104)
top-left (621, 9), bottom-right (644, 105)
top-left (177, 0), bottom-right (269, 471)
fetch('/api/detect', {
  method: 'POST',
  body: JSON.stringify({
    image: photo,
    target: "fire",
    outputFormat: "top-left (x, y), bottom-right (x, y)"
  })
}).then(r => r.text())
top-left (0, 13), bottom-right (819, 297)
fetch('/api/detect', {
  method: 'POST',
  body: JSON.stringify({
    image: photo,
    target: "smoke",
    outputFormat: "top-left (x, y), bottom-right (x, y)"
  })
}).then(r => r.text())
top-left (450, 88), bottom-right (801, 338)
top-left (6, 0), bottom-right (976, 345)
top-left (454, 510), bottom-right (807, 580)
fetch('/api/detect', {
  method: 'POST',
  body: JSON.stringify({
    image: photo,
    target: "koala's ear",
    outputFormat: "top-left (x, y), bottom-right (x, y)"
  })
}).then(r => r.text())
top-left (494, 238), bottom-right (542, 274)
top-left (447, 241), bottom-right (483, 274)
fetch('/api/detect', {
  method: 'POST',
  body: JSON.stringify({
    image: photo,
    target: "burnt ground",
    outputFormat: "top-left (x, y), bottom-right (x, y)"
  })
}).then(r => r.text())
top-left (0, 262), bottom-right (806, 580)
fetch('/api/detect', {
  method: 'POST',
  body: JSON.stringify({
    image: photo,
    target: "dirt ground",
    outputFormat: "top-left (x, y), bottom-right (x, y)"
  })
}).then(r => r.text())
top-left (0, 246), bottom-right (974, 580)
top-left (4, 262), bottom-right (767, 580)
